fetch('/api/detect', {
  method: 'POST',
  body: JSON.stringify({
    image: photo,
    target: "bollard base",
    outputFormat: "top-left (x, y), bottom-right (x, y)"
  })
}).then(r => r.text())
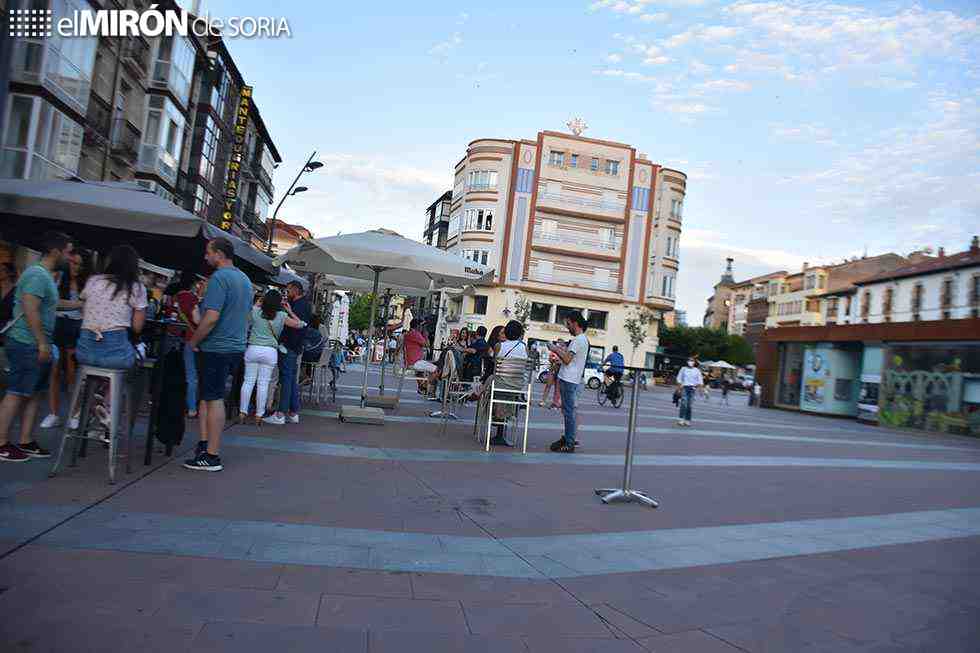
top-left (594, 488), bottom-right (659, 508)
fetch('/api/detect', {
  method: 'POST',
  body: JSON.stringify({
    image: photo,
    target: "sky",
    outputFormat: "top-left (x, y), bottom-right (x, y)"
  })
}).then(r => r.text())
top-left (204, 0), bottom-right (979, 322)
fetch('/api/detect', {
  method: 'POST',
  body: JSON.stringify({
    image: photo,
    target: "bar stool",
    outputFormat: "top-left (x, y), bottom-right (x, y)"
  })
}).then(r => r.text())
top-left (49, 365), bottom-right (139, 484)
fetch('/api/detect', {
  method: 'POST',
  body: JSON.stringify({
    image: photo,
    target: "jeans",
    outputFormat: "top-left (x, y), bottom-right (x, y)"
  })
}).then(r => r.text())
top-left (679, 386), bottom-right (695, 421)
top-left (558, 379), bottom-right (579, 446)
top-left (278, 349), bottom-right (300, 414)
top-left (241, 345), bottom-right (277, 415)
top-left (76, 329), bottom-right (136, 370)
top-left (4, 340), bottom-right (53, 397)
top-left (183, 342), bottom-right (198, 412)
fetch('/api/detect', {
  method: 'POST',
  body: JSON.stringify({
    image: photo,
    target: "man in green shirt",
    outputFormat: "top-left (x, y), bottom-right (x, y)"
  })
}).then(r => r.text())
top-left (0, 232), bottom-right (82, 462)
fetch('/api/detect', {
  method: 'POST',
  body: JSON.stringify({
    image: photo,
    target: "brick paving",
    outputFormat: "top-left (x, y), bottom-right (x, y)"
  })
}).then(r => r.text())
top-left (1, 374), bottom-right (978, 651)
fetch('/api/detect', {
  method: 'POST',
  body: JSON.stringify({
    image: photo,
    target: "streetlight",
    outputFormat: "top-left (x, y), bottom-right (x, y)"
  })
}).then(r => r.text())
top-left (267, 150), bottom-right (322, 255)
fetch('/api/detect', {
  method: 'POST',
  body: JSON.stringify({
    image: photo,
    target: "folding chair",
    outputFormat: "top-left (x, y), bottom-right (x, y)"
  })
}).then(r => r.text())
top-left (473, 356), bottom-right (533, 454)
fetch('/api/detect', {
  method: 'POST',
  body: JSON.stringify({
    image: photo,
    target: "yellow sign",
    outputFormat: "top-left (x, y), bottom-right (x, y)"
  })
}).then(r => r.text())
top-left (221, 85), bottom-right (253, 231)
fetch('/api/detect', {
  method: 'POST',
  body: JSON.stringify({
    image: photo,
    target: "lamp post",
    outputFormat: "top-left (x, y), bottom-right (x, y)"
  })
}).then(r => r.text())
top-left (267, 150), bottom-right (323, 255)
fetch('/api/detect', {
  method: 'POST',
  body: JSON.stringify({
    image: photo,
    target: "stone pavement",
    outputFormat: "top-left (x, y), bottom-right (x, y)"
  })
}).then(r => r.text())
top-left (1, 370), bottom-right (978, 651)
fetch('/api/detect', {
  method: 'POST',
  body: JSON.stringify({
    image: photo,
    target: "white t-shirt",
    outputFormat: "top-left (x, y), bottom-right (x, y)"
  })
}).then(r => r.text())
top-left (557, 333), bottom-right (590, 384)
top-left (498, 339), bottom-right (528, 360)
top-left (677, 366), bottom-right (704, 387)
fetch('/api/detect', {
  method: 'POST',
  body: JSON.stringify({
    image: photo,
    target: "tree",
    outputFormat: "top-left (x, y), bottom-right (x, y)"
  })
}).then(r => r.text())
top-left (658, 325), bottom-right (756, 365)
top-left (725, 335), bottom-right (754, 366)
top-left (348, 293), bottom-right (375, 331)
top-left (512, 297), bottom-right (531, 331)
top-left (623, 306), bottom-right (657, 364)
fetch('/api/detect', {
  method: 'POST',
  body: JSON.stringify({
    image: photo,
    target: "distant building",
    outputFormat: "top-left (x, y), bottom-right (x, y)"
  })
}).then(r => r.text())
top-left (703, 258), bottom-right (736, 330)
top-left (423, 190), bottom-right (452, 249)
top-left (266, 221), bottom-right (313, 256)
top-left (674, 310), bottom-right (687, 326)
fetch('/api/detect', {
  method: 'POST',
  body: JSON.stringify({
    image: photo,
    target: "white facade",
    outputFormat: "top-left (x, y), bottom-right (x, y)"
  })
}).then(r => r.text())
top-left (839, 263), bottom-right (980, 324)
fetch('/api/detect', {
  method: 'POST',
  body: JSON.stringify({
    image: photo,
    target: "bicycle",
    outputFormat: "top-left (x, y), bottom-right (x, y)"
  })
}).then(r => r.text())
top-left (597, 373), bottom-right (624, 408)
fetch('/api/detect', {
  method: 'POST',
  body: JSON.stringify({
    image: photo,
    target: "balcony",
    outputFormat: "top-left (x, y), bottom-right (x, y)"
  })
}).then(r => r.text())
top-left (10, 40), bottom-right (91, 116)
top-left (110, 120), bottom-right (140, 165)
top-left (122, 38), bottom-right (150, 79)
top-left (83, 101), bottom-right (111, 148)
top-left (257, 165), bottom-right (274, 195)
top-left (137, 142), bottom-right (178, 186)
top-left (527, 269), bottom-right (617, 292)
top-left (537, 191), bottom-right (626, 219)
top-left (534, 230), bottom-right (620, 254)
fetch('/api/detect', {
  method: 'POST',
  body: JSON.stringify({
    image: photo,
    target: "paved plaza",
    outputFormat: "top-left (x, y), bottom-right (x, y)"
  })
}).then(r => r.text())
top-left (1, 370), bottom-right (979, 652)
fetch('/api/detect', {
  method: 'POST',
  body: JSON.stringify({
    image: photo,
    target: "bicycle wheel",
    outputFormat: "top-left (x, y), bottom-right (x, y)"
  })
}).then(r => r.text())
top-left (597, 384), bottom-right (608, 406)
top-left (610, 384), bottom-right (624, 408)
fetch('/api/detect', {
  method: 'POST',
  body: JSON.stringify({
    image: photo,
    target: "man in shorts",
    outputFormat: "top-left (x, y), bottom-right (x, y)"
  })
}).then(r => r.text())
top-left (183, 238), bottom-right (252, 472)
top-left (0, 232), bottom-right (80, 462)
top-left (402, 318), bottom-right (437, 389)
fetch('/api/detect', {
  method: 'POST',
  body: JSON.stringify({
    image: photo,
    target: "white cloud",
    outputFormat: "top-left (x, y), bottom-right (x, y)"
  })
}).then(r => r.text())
top-left (863, 76), bottom-right (917, 90)
top-left (644, 55), bottom-right (671, 65)
top-left (688, 59), bottom-right (712, 75)
top-left (682, 228), bottom-right (813, 270)
top-left (596, 68), bottom-right (659, 82)
top-left (770, 123), bottom-right (834, 144)
top-left (694, 78), bottom-right (751, 93)
top-left (662, 102), bottom-right (713, 115)
top-left (428, 32), bottom-right (462, 59)
top-left (316, 154), bottom-right (449, 192)
top-left (640, 12), bottom-right (669, 23)
top-left (606, 53), bottom-right (623, 63)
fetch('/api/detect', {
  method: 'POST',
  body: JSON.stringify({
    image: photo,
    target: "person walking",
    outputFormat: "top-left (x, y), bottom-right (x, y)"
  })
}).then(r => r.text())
top-left (239, 289), bottom-right (305, 424)
top-left (548, 311), bottom-right (589, 453)
top-left (0, 232), bottom-right (80, 462)
top-left (264, 281), bottom-right (312, 425)
top-left (676, 357), bottom-right (704, 427)
top-left (721, 376), bottom-right (731, 406)
top-left (183, 238), bottom-right (252, 472)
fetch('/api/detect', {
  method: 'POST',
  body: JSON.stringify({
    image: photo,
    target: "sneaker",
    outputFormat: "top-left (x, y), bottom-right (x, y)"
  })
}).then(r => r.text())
top-left (549, 438), bottom-right (565, 452)
top-left (39, 414), bottom-right (62, 429)
top-left (0, 443), bottom-right (30, 462)
top-left (553, 442), bottom-right (575, 454)
top-left (287, 414), bottom-right (300, 424)
top-left (17, 441), bottom-right (51, 458)
top-left (182, 452), bottom-right (223, 472)
top-left (262, 414), bottom-right (286, 425)
top-left (67, 416), bottom-right (80, 431)
top-left (676, 419), bottom-right (685, 426)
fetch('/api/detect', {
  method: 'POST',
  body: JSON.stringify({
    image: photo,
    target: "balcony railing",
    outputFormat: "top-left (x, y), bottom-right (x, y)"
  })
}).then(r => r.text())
top-left (137, 142), bottom-right (178, 185)
top-left (537, 191), bottom-right (626, 216)
top-left (527, 269), bottom-right (617, 292)
top-left (122, 38), bottom-right (149, 78)
top-left (535, 231), bottom-right (620, 252)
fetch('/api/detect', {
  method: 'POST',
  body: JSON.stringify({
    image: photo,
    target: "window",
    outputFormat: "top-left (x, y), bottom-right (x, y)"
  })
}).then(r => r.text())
top-left (590, 157), bottom-right (599, 171)
top-left (549, 150), bottom-right (564, 167)
top-left (941, 278), bottom-right (954, 309)
top-left (604, 159), bottom-right (619, 175)
top-left (535, 260), bottom-right (554, 279)
top-left (462, 208), bottom-right (494, 231)
top-left (473, 295), bottom-right (488, 315)
top-left (460, 249), bottom-right (489, 265)
top-left (570, 153), bottom-right (578, 168)
top-left (555, 305), bottom-right (583, 325)
top-left (448, 212), bottom-right (460, 236)
top-left (661, 273), bottom-right (675, 298)
top-left (883, 287), bottom-right (893, 321)
top-left (587, 310), bottom-right (608, 330)
top-left (1, 95), bottom-right (84, 180)
top-left (670, 199), bottom-right (684, 218)
top-left (827, 298), bottom-right (839, 319)
top-left (665, 235), bottom-right (679, 258)
top-left (912, 283), bottom-right (923, 319)
top-left (593, 268), bottom-right (610, 289)
top-left (530, 302), bottom-right (552, 322)
top-left (467, 170), bottom-right (498, 191)
top-left (844, 295), bottom-right (853, 319)
top-left (860, 291), bottom-right (871, 321)
top-left (805, 273), bottom-right (816, 290)
top-left (192, 184), bottom-right (212, 217)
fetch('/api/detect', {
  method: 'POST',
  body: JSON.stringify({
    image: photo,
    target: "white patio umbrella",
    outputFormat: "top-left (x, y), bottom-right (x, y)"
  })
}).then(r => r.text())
top-left (275, 229), bottom-right (493, 407)
top-left (709, 360), bottom-right (737, 369)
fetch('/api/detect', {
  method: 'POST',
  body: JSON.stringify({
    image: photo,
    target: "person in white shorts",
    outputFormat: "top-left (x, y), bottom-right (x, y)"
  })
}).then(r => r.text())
top-left (402, 319), bottom-right (438, 386)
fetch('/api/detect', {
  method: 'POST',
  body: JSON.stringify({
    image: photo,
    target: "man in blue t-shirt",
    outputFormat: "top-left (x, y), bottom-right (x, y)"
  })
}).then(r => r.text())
top-left (602, 345), bottom-right (626, 397)
top-left (0, 232), bottom-right (81, 463)
top-left (184, 237), bottom-right (252, 472)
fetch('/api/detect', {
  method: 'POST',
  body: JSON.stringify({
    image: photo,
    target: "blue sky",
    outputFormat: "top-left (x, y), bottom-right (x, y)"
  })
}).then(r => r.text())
top-left (205, 0), bottom-right (979, 321)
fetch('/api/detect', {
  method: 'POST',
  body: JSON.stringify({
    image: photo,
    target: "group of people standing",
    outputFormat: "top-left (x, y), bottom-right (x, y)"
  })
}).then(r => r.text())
top-left (0, 232), bottom-right (316, 473)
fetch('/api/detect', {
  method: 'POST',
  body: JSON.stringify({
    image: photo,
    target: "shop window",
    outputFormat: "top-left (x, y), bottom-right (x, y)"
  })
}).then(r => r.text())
top-left (529, 302), bottom-right (552, 322)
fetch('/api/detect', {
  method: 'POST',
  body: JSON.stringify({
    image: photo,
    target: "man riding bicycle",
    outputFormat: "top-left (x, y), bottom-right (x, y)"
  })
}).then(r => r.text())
top-left (601, 346), bottom-right (625, 400)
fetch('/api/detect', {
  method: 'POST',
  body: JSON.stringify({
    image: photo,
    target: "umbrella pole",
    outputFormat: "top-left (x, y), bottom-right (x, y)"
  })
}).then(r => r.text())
top-left (360, 270), bottom-right (381, 409)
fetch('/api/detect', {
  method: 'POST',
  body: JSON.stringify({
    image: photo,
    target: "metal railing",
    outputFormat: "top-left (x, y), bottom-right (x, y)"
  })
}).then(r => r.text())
top-left (537, 192), bottom-right (626, 214)
top-left (535, 231), bottom-right (620, 252)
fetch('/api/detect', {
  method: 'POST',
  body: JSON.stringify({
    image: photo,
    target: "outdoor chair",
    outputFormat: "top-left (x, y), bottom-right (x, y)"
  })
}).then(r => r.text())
top-left (425, 348), bottom-right (474, 424)
top-left (473, 356), bottom-right (534, 454)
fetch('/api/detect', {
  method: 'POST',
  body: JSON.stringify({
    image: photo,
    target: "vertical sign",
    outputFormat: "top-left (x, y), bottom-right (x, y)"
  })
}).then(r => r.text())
top-left (222, 85), bottom-right (253, 231)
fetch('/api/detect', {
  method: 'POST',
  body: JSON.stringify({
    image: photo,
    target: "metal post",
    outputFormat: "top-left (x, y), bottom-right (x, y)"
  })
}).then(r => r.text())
top-left (359, 269), bottom-right (381, 408)
top-left (268, 150), bottom-right (317, 255)
top-left (595, 367), bottom-right (659, 508)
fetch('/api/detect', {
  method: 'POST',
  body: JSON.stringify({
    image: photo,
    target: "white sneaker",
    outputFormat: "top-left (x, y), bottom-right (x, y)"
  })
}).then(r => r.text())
top-left (262, 414), bottom-right (286, 425)
top-left (67, 416), bottom-right (80, 431)
top-left (40, 414), bottom-right (62, 429)
top-left (287, 414), bottom-right (300, 424)
top-left (676, 419), bottom-right (685, 426)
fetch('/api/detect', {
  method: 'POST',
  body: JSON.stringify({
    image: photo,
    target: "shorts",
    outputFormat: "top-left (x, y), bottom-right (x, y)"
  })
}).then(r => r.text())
top-left (196, 350), bottom-right (242, 402)
top-left (411, 359), bottom-right (437, 374)
top-left (4, 341), bottom-right (53, 397)
top-left (53, 317), bottom-right (82, 349)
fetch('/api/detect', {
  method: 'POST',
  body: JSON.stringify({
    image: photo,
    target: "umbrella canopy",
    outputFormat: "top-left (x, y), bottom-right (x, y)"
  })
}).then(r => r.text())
top-left (708, 360), bottom-right (737, 369)
top-left (274, 229), bottom-right (493, 290)
top-left (0, 178), bottom-right (276, 281)
top-left (322, 274), bottom-right (431, 298)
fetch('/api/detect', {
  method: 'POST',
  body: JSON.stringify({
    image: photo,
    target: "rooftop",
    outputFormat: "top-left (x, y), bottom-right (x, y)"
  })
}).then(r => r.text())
top-left (855, 243), bottom-right (980, 286)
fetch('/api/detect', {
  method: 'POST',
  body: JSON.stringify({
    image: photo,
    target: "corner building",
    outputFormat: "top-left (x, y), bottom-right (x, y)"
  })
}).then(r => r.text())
top-left (444, 131), bottom-right (685, 367)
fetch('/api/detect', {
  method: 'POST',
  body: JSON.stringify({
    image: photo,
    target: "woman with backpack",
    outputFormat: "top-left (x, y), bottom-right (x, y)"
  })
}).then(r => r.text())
top-left (239, 289), bottom-right (305, 425)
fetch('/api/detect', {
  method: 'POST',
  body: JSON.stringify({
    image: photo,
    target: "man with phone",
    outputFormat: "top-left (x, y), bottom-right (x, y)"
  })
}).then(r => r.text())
top-left (548, 311), bottom-right (589, 453)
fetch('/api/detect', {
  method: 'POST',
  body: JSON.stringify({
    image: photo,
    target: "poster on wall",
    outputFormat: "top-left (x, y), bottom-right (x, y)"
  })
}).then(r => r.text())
top-left (802, 349), bottom-right (832, 410)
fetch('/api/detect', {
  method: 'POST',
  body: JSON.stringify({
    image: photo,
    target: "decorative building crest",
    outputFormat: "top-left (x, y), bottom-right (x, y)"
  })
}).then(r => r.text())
top-left (566, 117), bottom-right (588, 136)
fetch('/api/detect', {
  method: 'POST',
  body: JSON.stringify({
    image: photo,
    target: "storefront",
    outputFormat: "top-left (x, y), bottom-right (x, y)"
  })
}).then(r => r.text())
top-left (756, 319), bottom-right (980, 435)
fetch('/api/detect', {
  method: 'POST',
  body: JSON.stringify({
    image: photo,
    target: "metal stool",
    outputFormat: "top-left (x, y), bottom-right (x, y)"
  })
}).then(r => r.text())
top-left (49, 365), bottom-right (139, 484)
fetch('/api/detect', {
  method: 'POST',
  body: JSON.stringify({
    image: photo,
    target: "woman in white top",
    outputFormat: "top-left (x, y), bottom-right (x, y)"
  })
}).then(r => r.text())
top-left (239, 289), bottom-right (304, 425)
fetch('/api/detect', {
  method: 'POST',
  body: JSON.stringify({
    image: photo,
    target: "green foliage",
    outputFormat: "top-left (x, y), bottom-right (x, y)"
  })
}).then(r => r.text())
top-left (513, 297), bottom-right (532, 331)
top-left (658, 325), bottom-right (755, 365)
top-left (348, 293), bottom-right (375, 331)
top-left (623, 307), bottom-right (658, 363)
